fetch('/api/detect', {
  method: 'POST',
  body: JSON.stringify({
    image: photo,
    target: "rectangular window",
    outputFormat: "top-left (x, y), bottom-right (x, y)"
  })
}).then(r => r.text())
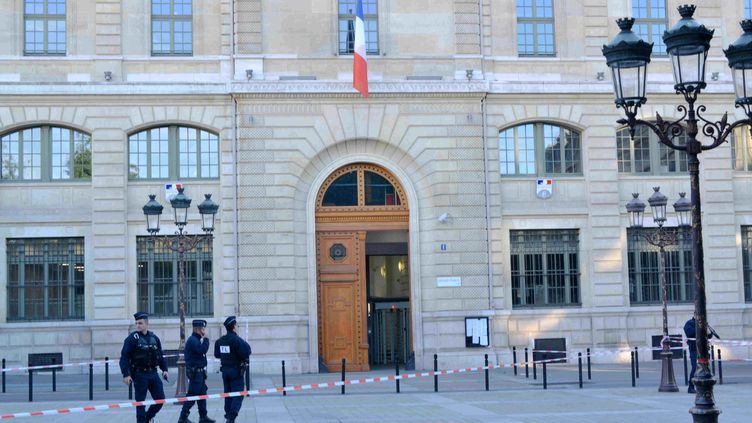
top-left (152, 0), bottom-right (193, 55)
top-left (743, 226), bottom-right (752, 301)
top-left (746, 0), bottom-right (752, 19)
top-left (24, 0), bottom-right (66, 55)
top-left (516, 0), bottom-right (555, 56)
top-left (338, 0), bottom-right (379, 55)
top-left (633, 0), bottom-right (667, 56)
top-left (617, 125), bottom-right (688, 174)
top-left (136, 236), bottom-right (213, 317)
top-left (7, 238), bottom-right (85, 321)
top-left (628, 227), bottom-right (693, 304)
top-left (510, 229), bottom-right (580, 308)
top-left (499, 123), bottom-right (581, 176)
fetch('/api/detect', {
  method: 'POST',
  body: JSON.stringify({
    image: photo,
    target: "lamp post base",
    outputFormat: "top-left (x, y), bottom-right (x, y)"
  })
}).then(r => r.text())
top-left (175, 359), bottom-right (187, 398)
top-left (690, 369), bottom-right (720, 423)
top-left (658, 350), bottom-right (679, 392)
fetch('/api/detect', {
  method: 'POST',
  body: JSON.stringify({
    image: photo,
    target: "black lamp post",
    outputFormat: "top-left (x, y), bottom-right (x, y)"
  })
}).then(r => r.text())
top-left (604, 5), bottom-right (752, 421)
top-left (142, 188), bottom-right (219, 397)
top-left (627, 188), bottom-right (691, 393)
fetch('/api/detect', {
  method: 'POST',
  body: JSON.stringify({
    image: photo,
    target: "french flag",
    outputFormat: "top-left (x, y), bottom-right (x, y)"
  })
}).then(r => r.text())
top-left (352, 0), bottom-right (368, 97)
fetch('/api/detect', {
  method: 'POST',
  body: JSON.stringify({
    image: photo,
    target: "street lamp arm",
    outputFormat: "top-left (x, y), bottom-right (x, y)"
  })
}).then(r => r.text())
top-left (637, 227), bottom-right (681, 249)
top-left (151, 232), bottom-right (209, 254)
top-left (695, 106), bottom-right (752, 151)
top-left (617, 108), bottom-right (688, 152)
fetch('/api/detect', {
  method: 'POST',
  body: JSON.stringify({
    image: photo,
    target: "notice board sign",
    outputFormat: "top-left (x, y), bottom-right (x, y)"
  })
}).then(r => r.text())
top-left (465, 316), bottom-right (489, 347)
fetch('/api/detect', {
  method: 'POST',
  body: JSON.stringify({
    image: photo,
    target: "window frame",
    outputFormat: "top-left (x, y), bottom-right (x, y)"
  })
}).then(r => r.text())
top-left (23, 0), bottom-right (67, 56)
top-left (516, 0), bottom-right (556, 57)
top-left (498, 122), bottom-right (583, 177)
top-left (338, 0), bottom-right (379, 55)
top-left (616, 125), bottom-right (688, 175)
top-left (0, 125), bottom-right (92, 182)
top-left (128, 125), bottom-right (219, 181)
top-left (632, 0), bottom-right (668, 57)
top-left (151, 0), bottom-right (193, 56)
top-left (6, 237), bottom-right (85, 322)
top-left (746, 0), bottom-right (752, 20)
top-left (743, 226), bottom-right (752, 302)
top-left (136, 235), bottom-right (213, 318)
top-left (510, 229), bottom-right (581, 308)
top-left (627, 227), bottom-right (694, 305)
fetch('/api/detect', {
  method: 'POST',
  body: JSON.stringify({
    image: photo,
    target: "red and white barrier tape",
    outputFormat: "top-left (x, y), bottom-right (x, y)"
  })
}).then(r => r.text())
top-left (0, 356), bottom-right (575, 419)
top-left (1, 355), bottom-right (181, 373)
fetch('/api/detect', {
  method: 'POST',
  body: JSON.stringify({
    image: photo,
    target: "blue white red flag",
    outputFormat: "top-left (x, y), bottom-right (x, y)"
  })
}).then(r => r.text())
top-left (353, 0), bottom-right (368, 97)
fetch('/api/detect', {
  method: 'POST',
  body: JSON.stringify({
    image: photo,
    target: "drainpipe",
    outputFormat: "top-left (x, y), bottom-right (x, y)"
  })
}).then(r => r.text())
top-left (481, 93), bottom-right (492, 312)
top-left (232, 94), bottom-right (240, 315)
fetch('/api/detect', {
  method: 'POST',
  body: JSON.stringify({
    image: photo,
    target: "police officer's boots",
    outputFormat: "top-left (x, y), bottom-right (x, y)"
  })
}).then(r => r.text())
top-left (198, 416), bottom-right (216, 423)
top-left (177, 411), bottom-right (195, 423)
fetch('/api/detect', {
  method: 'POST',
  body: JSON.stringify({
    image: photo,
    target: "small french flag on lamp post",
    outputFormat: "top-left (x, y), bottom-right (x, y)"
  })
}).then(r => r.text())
top-left (353, 0), bottom-right (368, 97)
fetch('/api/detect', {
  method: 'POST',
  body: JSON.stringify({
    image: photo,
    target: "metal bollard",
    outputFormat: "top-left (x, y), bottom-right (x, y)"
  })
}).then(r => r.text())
top-left (282, 360), bottom-right (287, 396)
top-left (484, 354), bottom-right (489, 391)
top-left (89, 363), bottom-right (93, 401)
top-left (245, 363), bottom-right (251, 390)
top-left (587, 348), bottom-right (591, 380)
top-left (395, 361), bottom-right (400, 393)
top-left (434, 354), bottom-right (438, 392)
top-left (711, 346), bottom-right (716, 376)
top-left (630, 351), bottom-right (636, 387)
top-left (105, 357), bottom-right (109, 391)
top-left (28, 370), bottom-right (33, 402)
top-left (128, 379), bottom-right (133, 400)
top-left (51, 357), bottom-right (56, 392)
top-left (341, 358), bottom-right (346, 395)
top-left (2, 358), bottom-right (5, 393)
top-left (683, 349), bottom-right (688, 386)
top-left (718, 349), bottom-right (723, 385)
top-left (542, 353), bottom-right (547, 390)
top-left (578, 352), bottom-right (583, 389)
top-left (634, 347), bottom-right (639, 379)
top-left (524, 348), bottom-right (529, 378)
top-left (533, 355), bottom-right (537, 380)
top-left (513, 347), bottom-right (517, 376)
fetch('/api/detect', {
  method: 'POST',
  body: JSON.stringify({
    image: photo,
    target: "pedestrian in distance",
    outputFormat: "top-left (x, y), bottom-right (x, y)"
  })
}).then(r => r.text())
top-left (178, 319), bottom-right (216, 423)
top-left (120, 312), bottom-right (169, 423)
top-left (214, 316), bottom-right (251, 423)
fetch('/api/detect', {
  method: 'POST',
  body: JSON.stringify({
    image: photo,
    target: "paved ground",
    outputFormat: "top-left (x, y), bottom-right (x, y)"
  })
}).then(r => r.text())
top-left (1, 361), bottom-right (750, 422)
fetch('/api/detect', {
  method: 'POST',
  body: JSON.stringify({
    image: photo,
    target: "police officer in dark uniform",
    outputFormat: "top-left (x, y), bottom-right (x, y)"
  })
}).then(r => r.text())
top-left (213, 316), bottom-right (251, 423)
top-left (178, 319), bottom-right (215, 423)
top-left (684, 317), bottom-right (698, 394)
top-left (120, 312), bottom-right (169, 423)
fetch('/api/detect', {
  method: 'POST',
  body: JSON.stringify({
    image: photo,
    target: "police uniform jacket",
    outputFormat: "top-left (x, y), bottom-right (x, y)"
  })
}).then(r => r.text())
top-left (684, 318), bottom-right (697, 356)
top-left (184, 332), bottom-right (210, 369)
top-left (213, 331), bottom-right (251, 370)
top-left (119, 330), bottom-right (168, 377)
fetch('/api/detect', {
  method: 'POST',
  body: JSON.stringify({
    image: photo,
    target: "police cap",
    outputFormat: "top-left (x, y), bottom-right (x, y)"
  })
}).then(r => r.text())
top-left (133, 311), bottom-right (149, 321)
top-left (192, 319), bottom-right (207, 328)
top-left (223, 316), bottom-right (237, 328)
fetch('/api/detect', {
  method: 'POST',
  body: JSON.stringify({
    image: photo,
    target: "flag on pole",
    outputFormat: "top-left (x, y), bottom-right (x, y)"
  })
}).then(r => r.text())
top-left (353, 0), bottom-right (368, 97)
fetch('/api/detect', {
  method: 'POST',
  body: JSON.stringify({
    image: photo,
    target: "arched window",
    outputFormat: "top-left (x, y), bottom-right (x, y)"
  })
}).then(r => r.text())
top-left (1, 126), bottom-right (91, 181)
top-left (616, 125), bottom-right (688, 174)
top-left (128, 125), bottom-right (218, 180)
top-left (499, 122), bottom-right (581, 176)
top-left (318, 164), bottom-right (405, 209)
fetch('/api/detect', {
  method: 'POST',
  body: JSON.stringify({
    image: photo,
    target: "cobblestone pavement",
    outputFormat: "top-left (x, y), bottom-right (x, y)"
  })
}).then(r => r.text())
top-left (1, 361), bottom-right (750, 422)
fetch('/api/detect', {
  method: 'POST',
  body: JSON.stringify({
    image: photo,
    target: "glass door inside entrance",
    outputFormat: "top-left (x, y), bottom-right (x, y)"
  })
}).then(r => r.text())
top-left (367, 255), bottom-right (410, 366)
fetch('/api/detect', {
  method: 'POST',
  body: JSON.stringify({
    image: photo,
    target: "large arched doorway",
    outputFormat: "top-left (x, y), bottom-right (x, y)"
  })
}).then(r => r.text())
top-left (315, 163), bottom-right (411, 372)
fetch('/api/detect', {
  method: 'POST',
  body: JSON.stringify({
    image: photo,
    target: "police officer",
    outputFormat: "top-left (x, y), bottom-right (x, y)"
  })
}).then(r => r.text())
top-left (120, 312), bottom-right (168, 423)
top-left (178, 319), bottom-right (215, 423)
top-left (213, 316), bottom-right (251, 423)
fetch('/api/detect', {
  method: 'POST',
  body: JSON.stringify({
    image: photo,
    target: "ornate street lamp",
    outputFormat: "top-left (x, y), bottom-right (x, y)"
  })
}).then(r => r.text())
top-left (626, 193), bottom-right (646, 228)
top-left (627, 188), bottom-right (688, 393)
top-left (605, 5), bottom-right (752, 421)
top-left (142, 187), bottom-right (219, 397)
top-left (674, 192), bottom-right (692, 228)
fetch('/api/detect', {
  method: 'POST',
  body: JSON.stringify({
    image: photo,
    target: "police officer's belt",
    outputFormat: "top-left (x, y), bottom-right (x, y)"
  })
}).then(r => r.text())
top-left (187, 366), bottom-right (206, 372)
top-left (133, 367), bottom-right (157, 373)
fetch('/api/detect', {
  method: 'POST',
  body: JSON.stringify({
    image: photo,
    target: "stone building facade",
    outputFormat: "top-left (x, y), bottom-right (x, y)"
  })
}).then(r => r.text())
top-left (0, 0), bottom-right (751, 374)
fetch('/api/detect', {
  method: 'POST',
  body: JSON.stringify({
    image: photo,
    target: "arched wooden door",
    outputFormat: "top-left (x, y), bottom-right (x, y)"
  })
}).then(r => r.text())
top-left (316, 164), bottom-right (409, 372)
